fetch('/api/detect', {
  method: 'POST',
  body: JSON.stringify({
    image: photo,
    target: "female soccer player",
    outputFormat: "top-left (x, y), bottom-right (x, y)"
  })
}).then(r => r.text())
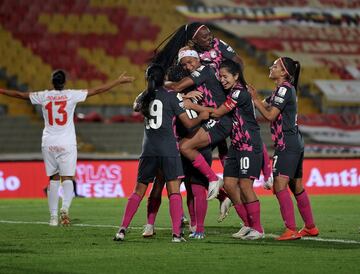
top-left (113, 64), bottom-right (209, 243)
top-left (166, 47), bottom-right (232, 200)
top-left (0, 70), bottom-right (134, 226)
top-left (184, 60), bottom-right (265, 240)
top-left (248, 57), bottom-right (319, 240)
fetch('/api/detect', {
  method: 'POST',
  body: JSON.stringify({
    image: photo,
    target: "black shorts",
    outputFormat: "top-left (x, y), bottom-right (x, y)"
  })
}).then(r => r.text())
top-left (182, 146), bottom-right (212, 187)
top-left (223, 146), bottom-right (263, 179)
top-left (137, 156), bottom-right (184, 183)
top-left (272, 150), bottom-right (304, 179)
top-left (202, 116), bottom-right (232, 146)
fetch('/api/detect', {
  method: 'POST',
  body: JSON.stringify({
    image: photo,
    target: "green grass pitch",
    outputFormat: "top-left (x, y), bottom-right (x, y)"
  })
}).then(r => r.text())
top-left (0, 195), bottom-right (359, 274)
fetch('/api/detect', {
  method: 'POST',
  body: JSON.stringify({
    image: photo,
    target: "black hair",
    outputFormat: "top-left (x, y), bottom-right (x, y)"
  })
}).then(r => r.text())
top-left (150, 22), bottom-right (207, 73)
top-left (220, 59), bottom-right (247, 87)
top-left (280, 57), bottom-right (301, 91)
top-left (52, 69), bottom-right (66, 90)
top-left (139, 64), bottom-right (165, 119)
top-left (167, 64), bottom-right (189, 82)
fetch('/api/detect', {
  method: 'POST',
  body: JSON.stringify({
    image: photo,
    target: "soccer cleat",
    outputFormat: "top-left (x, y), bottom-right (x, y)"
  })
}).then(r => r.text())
top-left (276, 228), bottom-right (302, 241)
top-left (113, 228), bottom-right (126, 241)
top-left (59, 209), bottom-right (70, 226)
top-left (189, 232), bottom-right (205, 239)
top-left (172, 234), bottom-right (187, 243)
top-left (263, 174), bottom-right (273, 190)
top-left (49, 215), bottom-right (58, 226)
top-left (142, 224), bottom-right (155, 238)
top-left (298, 226), bottom-right (319, 237)
top-left (218, 197), bottom-right (232, 223)
top-left (207, 178), bottom-right (224, 200)
top-left (240, 228), bottom-right (265, 240)
top-left (232, 226), bottom-right (251, 238)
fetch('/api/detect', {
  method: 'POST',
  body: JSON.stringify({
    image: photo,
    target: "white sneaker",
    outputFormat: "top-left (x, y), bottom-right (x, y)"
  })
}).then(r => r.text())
top-left (241, 228), bottom-right (265, 240)
top-left (263, 174), bottom-right (273, 190)
top-left (218, 197), bottom-right (232, 223)
top-left (172, 234), bottom-right (186, 243)
top-left (142, 224), bottom-right (155, 238)
top-left (49, 215), bottom-right (58, 226)
top-left (60, 209), bottom-right (70, 226)
top-left (207, 178), bottom-right (224, 200)
top-left (232, 226), bottom-right (251, 238)
top-left (113, 228), bottom-right (126, 241)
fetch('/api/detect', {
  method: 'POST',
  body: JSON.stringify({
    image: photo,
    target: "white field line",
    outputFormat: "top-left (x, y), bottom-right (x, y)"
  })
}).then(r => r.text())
top-left (1, 220), bottom-right (359, 245)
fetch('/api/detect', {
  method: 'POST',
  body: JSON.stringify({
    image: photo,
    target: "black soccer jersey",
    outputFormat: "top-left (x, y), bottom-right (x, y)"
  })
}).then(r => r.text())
top-left (265, 81), bottom-right (304, 152)
top-left (224, 83), bottom-right (262, 153)
top-left (140, 87), bottom-right (186, 157)
top-left (198, 38), bottom-right (236, 73)
top-left (190, 65), bottom-right (226, 109)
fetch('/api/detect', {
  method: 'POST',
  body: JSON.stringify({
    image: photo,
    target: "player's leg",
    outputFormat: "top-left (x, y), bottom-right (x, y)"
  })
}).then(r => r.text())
top-left (273, 152), bottom-right (301, 240)
top-left (144, 174), bottom-right (165, 237)
top-left (239, 178), bottom-right (264, 239)
top-left (190, 183), bottom-right (207, 239)
top-left (163, 156), bottom-right (186, 242)
top-left (184, 179), bottom-right (196, 233)
top-left (262, 143), bottom-right (273, 189)
top-left (42, 146), bottom-right (60, 226)
top-left (114, 157), bottom-right (157, 241)
top-left (58, 145), bottom-right (78, 226)
top-left (289, 152), bottom-right (318, 237)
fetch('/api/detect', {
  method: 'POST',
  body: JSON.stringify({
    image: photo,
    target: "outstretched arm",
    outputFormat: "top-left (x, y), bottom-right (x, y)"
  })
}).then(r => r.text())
top-left (87, 72), bottom-right (135, 97)
top-left (0, 88), bottom-right (31, 100)
top-left (247, 84), bottom-right (280, 122)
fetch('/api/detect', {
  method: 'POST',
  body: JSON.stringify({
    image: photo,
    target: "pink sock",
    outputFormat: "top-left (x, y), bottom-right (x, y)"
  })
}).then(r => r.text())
top-left (245, 201), bottom-right (263, 233)
top-left (276, 189), bottom-right (296, 231)
top-left (187, 197), bottom-right (196, 227)
top-left (217, 188), bottom-right (228, 202)
top-left (147, 197), bottom-right (161, 225)
top-left (262, 143), bottom-right (271, 181)
top-left (192, 153), bottom-right (218, 182)
top-left (121, 193), bottom-right (142, 228)
top-left (295, 190), bottom-right (315, 229)
top-left (191, 184), bottom-right (208, 233)
top-left (234, 203), bottom-right (250, 227)
top-left (169, 193), bottom-right (183, 236)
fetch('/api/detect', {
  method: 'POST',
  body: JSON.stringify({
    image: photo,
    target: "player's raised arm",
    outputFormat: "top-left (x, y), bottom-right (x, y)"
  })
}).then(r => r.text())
top-left (87, 72), bottom-right (135, 97)
top-left (0, 88), bottom-right (31, 100)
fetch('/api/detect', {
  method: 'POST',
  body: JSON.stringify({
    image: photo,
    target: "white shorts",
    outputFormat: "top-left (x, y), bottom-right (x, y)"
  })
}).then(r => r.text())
top-left (42, 145), bottom-right (77, 177)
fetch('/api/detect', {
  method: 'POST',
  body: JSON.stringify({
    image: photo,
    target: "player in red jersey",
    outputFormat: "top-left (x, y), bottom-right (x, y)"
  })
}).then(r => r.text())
top-left (0, 70), bottom-right (134, 226)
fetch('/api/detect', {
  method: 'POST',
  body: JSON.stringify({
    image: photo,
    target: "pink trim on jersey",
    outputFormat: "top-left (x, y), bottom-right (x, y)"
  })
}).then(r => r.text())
top-left (250, 176), bottom-right (258, 180)
top-left (206, 131), bottom-right (212, 144)
top-left (177, 175), bottom-right (185, 179)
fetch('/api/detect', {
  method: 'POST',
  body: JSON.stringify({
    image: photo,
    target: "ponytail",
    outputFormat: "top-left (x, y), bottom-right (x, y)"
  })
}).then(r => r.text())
top-left (280, 57), bottom-right (301, 92)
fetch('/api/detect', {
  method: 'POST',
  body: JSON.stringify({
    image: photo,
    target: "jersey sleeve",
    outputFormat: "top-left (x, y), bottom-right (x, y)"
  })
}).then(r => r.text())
top-left (29, 91), bottom-right (46, 105)
top-left (171, 93), bottom-right (186, 117)
top-left (190, 66), bottom-right (209, 86)
top-left (271, 85), bottom-right (292, 111)
top-left (218, 39), bottom-right (236, 60)
top-left (69, 90), bottom-right (88, 103)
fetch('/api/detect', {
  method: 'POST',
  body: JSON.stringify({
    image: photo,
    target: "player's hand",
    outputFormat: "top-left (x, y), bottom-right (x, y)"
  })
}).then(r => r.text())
top-left (183, 99), bottom-right (194, 110)
top-left (199, 110), bottom-right (210, 121)
top-left (183, 90), bottom-right (203, 101)
top-left (118, 72), bottom-right (135, 84)
top-left (246, 84), bottom-right (258, 100)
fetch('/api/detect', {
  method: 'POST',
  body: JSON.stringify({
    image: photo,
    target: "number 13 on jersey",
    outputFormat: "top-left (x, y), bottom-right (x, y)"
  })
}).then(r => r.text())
top-left (45, 101), bottom-right (68, 126)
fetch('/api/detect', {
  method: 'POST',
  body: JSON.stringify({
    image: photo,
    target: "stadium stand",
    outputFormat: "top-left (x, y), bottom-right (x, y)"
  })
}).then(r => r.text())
top-left (0, 0), bottom-right (359, 157)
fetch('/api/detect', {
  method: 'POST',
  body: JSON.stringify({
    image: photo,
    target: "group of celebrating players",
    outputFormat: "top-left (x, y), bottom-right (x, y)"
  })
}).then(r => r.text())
top-left (0, 22), bottom-right (319, 243)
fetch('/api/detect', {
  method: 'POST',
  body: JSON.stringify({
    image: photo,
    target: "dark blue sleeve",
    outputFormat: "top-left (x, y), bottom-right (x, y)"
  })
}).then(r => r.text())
top-left (170, 92), bottom-right (186, 117)
top-left (218, 39), bottom-right (236, 60)
top-left (189, 66), bottom-right (210, 87)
